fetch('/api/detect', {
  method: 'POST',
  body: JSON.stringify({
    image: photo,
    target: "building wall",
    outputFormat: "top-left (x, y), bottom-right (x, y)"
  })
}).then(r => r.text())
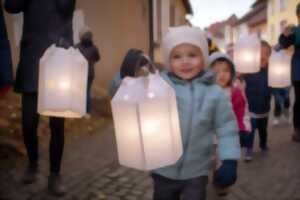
top-left (174, 0), bottom-right (189, 26)
top-left (267, 0), bottom-right (298, 45)
top-left (233, 23), bottom-right (249, 41)
top-left (4, 0), bottom-right (150, 91)
top-left (153, 0), bottom-right (189, 63)
top-left (249, 22), bottom-right (268, 40)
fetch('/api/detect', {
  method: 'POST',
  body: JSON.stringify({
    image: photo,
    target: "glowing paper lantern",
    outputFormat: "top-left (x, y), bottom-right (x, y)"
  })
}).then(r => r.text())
top-left (234, 34), bottom-right (261, 73)
top-left (111, 72), bottom-right (183, 170)
top-left (38, 45), bottom-right (88, 118)
top-left (268, 50), bottom-right (291, 88)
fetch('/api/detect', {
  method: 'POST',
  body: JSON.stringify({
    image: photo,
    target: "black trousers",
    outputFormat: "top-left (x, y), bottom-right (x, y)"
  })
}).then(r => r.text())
top-left (293, 82), bottom-right (300, 130)
top-left (22, 93), bottom-right (65, 173)
top-left (248, 117), bottom-right (269, 149)
top-left (152, 173), bottom-right (208, 200)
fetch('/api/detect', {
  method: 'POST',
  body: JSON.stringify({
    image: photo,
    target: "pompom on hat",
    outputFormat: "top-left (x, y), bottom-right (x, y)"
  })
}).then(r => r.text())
top-left (162, 26), bottom-right (209, 67)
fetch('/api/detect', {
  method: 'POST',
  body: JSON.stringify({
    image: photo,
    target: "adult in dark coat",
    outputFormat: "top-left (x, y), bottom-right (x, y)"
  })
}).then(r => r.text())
top-left (4, 0), bottom-right (76, 196)
top-left (0, 3), bottom-right (13, 96)
top-left (279, 3), bottom-right (300, 142)
top-left (75, 29), bottom-right (100, 114)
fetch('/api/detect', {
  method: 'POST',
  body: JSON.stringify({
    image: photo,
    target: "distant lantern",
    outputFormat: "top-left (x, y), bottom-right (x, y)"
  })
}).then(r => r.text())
top-left (38, 45), bottom-right (88, 118)
top-left (268, 50), bottom-right (291, 88)
top-left (234, 34), bottom-right (261, 73)
top-left (111, 72), bottom-right (183, 171)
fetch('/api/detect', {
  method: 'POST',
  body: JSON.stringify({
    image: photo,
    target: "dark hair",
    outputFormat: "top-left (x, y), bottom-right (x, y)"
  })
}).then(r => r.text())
top-left (297, 2), bottom-right (300, 15)
top-left (207, 38), bottom-right (220, 55)
top-left (120, 49), bottom-right (150, 78)
top-left (261, 40), bottom-right (272, 53)
top-left (212, 57), bottom-right (235, 86)
top-left (80, 31), bottom-right (93, 46)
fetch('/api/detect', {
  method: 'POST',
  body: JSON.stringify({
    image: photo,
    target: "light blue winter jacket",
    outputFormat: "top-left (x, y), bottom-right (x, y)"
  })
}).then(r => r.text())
top-left (110, 70), bottom-right (240, 180)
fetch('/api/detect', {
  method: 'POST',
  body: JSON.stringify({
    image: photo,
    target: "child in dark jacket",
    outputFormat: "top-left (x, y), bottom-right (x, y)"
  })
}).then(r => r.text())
top-left (76, 27), bottom-right (100, 115)
top-left (278, 2), bottom-right (300, 141)
top-left (243, 40), bottom-right (272, 161)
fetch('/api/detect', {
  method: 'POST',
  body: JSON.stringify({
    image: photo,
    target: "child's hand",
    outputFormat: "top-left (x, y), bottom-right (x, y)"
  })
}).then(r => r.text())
top-left (213, 160), bottom-right (237, 188)
top-left (120, 50), bottom-right (150, 79)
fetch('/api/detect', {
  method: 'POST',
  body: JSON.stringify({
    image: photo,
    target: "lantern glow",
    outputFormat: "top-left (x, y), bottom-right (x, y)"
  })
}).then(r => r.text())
top-left (38, 45), bottom-right (88, 118)
top-left (111, 72), bottom-right (183, 170)
top-left (234, 34), bottom-right (261, 73)
top-left (59, 80), bottom-right (71, 90)
top-left (243, 51), bottom-right (254, 63)
top-left (268, 50), bottom-right (291, 88)
top-left (147, 92), bottom-right (155, 99)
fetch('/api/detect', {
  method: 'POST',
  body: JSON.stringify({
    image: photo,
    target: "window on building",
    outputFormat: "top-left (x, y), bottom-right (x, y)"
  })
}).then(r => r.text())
top-left (279, 0), bottom-right (288, 12)
top-left (153, 0), bottom-right (162, 43)
top-left (170, 4), bottom-right (175, 26)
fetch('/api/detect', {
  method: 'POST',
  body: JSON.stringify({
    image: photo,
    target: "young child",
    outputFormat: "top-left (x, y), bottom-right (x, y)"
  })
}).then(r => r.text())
top-left (243, 40), bottom-right (272, 161)
top-left (76, 27), bottom-right (100, 116)
top-left (209, 52), bottom-right (251, 157)
top-left (209, 52), bottom-right (250, 195)
top-left (112, 26), bottom-right (240, 200)
top-left (278, 2), bottom-right (300, 141)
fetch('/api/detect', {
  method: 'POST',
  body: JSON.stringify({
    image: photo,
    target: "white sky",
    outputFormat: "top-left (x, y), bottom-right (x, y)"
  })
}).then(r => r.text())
top-left (188, 0), bottom-right (256, 28)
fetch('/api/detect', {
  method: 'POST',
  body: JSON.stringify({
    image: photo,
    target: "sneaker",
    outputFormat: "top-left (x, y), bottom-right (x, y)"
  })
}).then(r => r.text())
top-left (283, 108), bottom-right (290, 119)
top-left (22, 164), bottom-right (39, 184)
top-left (272, 118), bottom-right (280, 126)
top-left (244, 148), bottom-right (253, 162)
top-left (48, 173), bottom-right (66, 197)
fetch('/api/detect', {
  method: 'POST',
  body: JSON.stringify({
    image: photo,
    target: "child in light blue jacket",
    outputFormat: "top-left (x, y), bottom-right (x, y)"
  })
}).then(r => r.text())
top-left (111, 26), bottom-right (240, 200)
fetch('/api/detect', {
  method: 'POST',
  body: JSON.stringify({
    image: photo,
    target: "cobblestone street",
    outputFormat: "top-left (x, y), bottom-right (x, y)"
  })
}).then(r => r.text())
top-left (1, 118), bottom-right (300, 200)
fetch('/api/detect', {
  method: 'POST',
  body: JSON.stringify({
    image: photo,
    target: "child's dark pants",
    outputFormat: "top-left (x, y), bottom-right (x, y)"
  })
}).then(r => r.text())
top-left (248, 117), bottom-right (269, 150)
top-left (152, 173), bottom-right (208, 200)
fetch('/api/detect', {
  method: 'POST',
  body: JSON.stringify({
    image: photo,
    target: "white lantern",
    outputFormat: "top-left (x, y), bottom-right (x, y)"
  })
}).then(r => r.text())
top-left (234, 34), bottom-right (261, 73)
top-left (111, 72), bottom-right (183, 171)
top-left (38, 44), bottom-right (88, 118)
top-left (268, 50), bottom-right (291, 88)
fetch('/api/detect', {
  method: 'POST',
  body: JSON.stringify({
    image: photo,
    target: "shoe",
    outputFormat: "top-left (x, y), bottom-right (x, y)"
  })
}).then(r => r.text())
top-left (48, 173), bottom-right (66, 197)
top-left (244, 148), bottom-right (253, 162)
top-left (261, 146), bottom-right (269, 152)
top-left (22, 164), bottom-right (38, 184)
top-left (283, 108), bottom-right (290, 120)
top-left (272, 118), bottom-right (280, 126)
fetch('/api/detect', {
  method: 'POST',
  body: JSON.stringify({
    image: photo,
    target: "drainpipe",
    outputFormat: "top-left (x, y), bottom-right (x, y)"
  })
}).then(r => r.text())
top-left (148, 0), bottom-right (154, 60)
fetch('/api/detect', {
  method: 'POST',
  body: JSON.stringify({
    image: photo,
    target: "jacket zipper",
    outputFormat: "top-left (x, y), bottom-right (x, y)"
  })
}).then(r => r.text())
top-left (177, 83), bottom-right (195, 178)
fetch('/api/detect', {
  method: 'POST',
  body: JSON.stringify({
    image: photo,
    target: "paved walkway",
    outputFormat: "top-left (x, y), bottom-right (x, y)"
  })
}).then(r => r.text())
top-left (1, 117), bottom-right (300, 200)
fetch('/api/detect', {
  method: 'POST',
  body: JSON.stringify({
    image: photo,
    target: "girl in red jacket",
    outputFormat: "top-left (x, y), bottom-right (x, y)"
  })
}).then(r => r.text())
top-left (209, 52), bottom-right (251, 196)
top-left (209, 52), bottom-right (251, 153)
